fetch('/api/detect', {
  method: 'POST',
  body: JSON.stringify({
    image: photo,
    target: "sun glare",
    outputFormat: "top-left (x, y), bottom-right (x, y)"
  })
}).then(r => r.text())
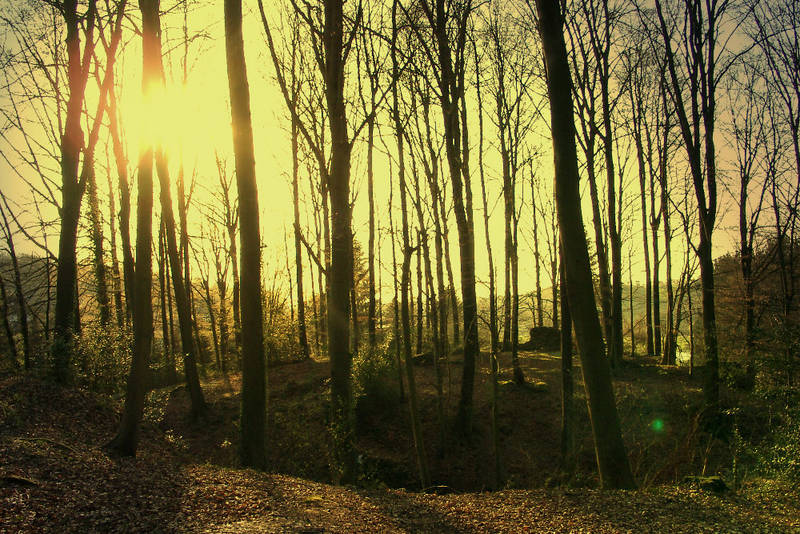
top-left (122, 77), bottom-right (226, 165)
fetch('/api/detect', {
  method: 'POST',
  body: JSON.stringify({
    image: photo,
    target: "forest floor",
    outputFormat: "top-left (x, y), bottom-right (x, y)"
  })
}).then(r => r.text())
top-left (1, 351), bottom-right (799, 532)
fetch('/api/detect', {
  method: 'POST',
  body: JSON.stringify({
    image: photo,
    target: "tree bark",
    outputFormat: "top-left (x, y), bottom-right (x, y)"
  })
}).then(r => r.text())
top-left (52, 0), bottom-right (97, 382)
top-left (533, 0), bottom-right (635, 489)
top-left (106, 0), bottom-right (156, 457)
top-left (224, 0), bottom-right (268, 469)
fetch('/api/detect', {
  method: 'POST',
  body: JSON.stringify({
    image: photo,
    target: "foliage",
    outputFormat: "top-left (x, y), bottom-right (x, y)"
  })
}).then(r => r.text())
top-left (753, 389), bottom-right (800, 484)
top-left (352, 334), bottom-right (400, 424)
top-left (264, 306), bottom-right (304, 365)
top-left (72, 325), bottom-right (132, 396)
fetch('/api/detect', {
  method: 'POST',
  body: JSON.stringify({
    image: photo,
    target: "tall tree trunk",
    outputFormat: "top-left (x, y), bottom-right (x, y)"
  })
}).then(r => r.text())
top-left (534, 0), bottom-right (635, 489)
top-left (0, 205), bottom-right (30, 369)
top-left (389, 168), bottom-right (406, 402)
top-left (650, 169), bottom-right (662, 360)
top-left (107, 0), bottom-right (155, 457)
top-left (422, 0), bottom-right (479, 435)
top-left (367, 114), bottom-right (378, 352)
top-left (532, 177), bottom-right (544, 328)
top-left (475, 55), bottom-right (498, 354)
top-left (402, 242), bottom-right (430, 488)
top-left (52, 0), bottom-right (97, 382)
top-left (155, 156), bottom-right (206, 416)
top-left (511, 217), bottom-right (523, 385)
top-left (86, 165), bottom-right (110, 327)
top-left (293, 113), bottom-right (310, 360)
top-left (203, 279), bottom-right (221, 371)
top-left (559, 246), bottom-right (573, 468)
top-left (107, 88), bottom-right (134, 327)
top-left (350, 282), bottom-right (359, 358)
top-left (0, 273), bottom-right (19, 368)
top-left (415, 236), bottom-right (424, 354)
top-left (631, 99), bottom-right (654, 356)
top-left (158, 222), bottom-right (171, 376)
top-left (629, 252), bottom-right (636, 358)
top-left (224, 0), bottom-right (268, 469)
top-left (106, 169), bottom-right (124, 328)
top-left (586, 160), bottom-right (612, 348)
top-left (661, 162), bottom-right (675, 365)
top-left (229, 227), bottom-right (241, 350)
top-left (321, 0), bottom-right (356, 483)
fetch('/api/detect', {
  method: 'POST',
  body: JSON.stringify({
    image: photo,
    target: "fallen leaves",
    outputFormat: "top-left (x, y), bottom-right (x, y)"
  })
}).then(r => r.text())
top-left (2, 374), bottom-right (799, 533)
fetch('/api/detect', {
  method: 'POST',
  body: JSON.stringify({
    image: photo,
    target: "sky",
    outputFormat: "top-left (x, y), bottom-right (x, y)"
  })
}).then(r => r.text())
top-left (0, 0), bottom-right (752, 307)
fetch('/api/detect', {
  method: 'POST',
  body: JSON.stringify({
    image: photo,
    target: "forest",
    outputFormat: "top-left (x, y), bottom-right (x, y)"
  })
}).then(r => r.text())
top-left (1, 0), bottom-right (799, 531)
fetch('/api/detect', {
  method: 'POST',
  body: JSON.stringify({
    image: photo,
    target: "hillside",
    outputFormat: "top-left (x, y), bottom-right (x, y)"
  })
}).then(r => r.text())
top-left (2, 352), bottom-right (799, 532)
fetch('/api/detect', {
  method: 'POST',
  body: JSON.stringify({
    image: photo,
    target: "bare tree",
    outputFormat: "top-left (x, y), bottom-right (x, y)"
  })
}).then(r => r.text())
top-left (225, 0), bottom-right (268, 469)
top-left (650, 0), bottom-right (736, 412)
top-left (51, 0), bottom-right (98, 381)
top-left (402, 0), bottom-right (480, 435)
top-left (107, 0), bottom-right (158, 457)
top-left (527, 0), bottom-right (635, 489)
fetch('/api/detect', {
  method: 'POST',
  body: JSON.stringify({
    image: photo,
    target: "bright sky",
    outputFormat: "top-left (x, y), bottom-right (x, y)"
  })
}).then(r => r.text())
top-left (0, 0), bottom-right (750, 308)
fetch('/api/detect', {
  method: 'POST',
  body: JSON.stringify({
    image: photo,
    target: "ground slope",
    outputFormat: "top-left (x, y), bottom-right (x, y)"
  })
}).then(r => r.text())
top-left (1, 373), bottom-right (798, 533)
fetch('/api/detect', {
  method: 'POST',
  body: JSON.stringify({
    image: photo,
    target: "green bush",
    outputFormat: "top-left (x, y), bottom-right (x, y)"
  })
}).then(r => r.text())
top-left (755, 390), bottom-right (800, 484)
top-left (73, 325), bottom-right (132, 396)
top-left (353, 335), bottom-right (400, 425)
top-left (264, 311), bottom-right (304, 365)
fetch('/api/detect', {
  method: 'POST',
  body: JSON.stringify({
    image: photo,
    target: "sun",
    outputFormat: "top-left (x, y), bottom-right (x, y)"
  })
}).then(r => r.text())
top-left (120, 76), bottom-right (229, 168)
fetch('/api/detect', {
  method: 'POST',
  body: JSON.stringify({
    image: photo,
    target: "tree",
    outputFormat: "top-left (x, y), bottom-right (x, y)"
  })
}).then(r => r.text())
top-left (225, 0), bottom-right (268, 469)
top-left (528, 0), bottom-right (635, 489)
top-left (0, 198), bottom-right (30, 369)
top-left (52, 0), bottom-right (98, 382)
top-left (107, 0), bottom-right (158, 457)
top-left (650, 0), bottom-right (734, 412)
top-left (404, 0), bottom-right (480, 435)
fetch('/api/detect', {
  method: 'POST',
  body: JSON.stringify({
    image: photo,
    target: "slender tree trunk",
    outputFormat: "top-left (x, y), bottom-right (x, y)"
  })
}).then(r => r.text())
top-left (586, 161), bottom-right (612, 349)
top-left (532, 177), bottom-right (544, 328)
top-left (321, 0), bottom-right (356, 483)
top-left (224, 0), bottom-right (268, 469)
top-left (107, 88), bottom-right (134, 327)
top-left (661, 169), bottom-right (675, 365)
top-left (559, 246), bottom-right (573, 468)
top-left (52, 0), bottom-right (96, 382)
top-left (629, 252), bottom-right (635, 358)
top-left (0, 273), bottom-right (19, 368)
top-left (424, 0), bottom-right (479, 435)
top-left (106, 170), bottom-right (124, 328)
top-left (155, 149), bottom-right (206, 416)
top-left (107, 0), bottom-right (156, 457)
top-left (367, 115), bottom-right (378, 352)
top-left (0, 206), bottom-right (30, 369)
top-left (511, 219), bottom-right (523, 384)
top-left (416, 236), bottom-right (424, 354)
top-left (651, 178), bottom-right (662, 360)
top-left (350, 282), bottom-right (359, 358)
top-left (86, 164), bottom-right (110, 327)
top-left (389, 170), bottom-right (405, 402)
top-left (158, 222), bottom-right (171, 376)
top-left (292, 114), bottom-right (310, 360)
top-left (203, 279), bottom-right (221, 371)
top-left (632, 110), bottom-right (654, 356)
top-left (476, 61), bottom-right (498, 353)
top-left (401, 241), bottom-right (430, 487)
top-left (216, 264), bottom-right (229, 372)
top-left (698, 234), bottom-right (719, 411)
top-left (535, 0), bottom-right (635, 488)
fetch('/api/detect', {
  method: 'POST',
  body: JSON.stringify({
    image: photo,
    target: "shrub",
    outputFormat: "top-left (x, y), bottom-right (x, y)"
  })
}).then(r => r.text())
top-left (264, 311), bottom-right (304, 365)
top-left (754, 389), bottom-right (800, 484)
top-left (73, 325), bottom-right (132, 396)
top-left (353, 335), bottom-right (400, 425)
